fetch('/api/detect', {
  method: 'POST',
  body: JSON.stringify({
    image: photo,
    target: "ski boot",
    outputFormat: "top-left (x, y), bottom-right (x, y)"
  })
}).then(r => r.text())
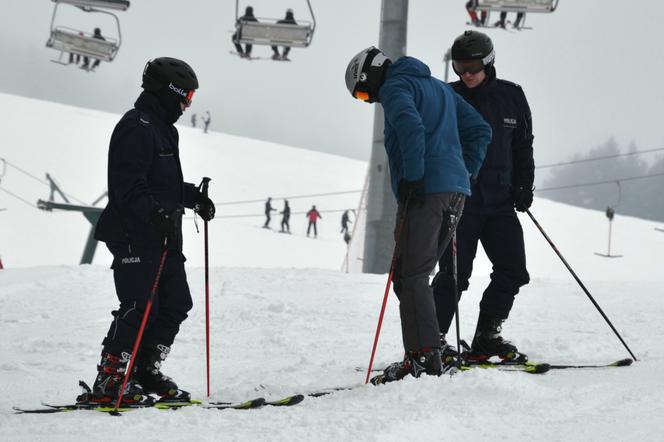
top-left (78, 351), bottom-right (152, 406)
top-left (466, 313), bottom-right (527, 364)
top-left (135, 345), bottom-right (190, 402)
top-left (439, 334), bottom-right (460, 367)
top-left (370, 348), bottom-right (443, 385)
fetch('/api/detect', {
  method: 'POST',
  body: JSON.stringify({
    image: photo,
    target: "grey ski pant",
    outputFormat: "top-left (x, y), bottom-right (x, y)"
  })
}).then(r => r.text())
top-left (393, 192), bottom-right (465, 352)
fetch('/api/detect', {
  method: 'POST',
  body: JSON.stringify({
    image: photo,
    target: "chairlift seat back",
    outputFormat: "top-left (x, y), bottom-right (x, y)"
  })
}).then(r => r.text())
top-left (47, 28), bottom-right (119, 61)
top-left (237, 20), bottom-right (313, 48)
top-left (52, 0), bottom-right (130, 11)
top-left (476, 0), bottom-right (557, 13)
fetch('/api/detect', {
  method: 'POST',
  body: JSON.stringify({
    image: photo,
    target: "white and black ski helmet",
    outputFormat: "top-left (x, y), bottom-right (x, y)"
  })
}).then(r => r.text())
top-left (345, 47), bottom-right (391, 103)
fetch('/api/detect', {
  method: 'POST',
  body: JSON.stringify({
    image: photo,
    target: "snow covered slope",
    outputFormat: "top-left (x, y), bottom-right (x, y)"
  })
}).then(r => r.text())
top-left (0, 92), bottom-right (365, 269)
top-left (1, 93), bottom-right (664, 441)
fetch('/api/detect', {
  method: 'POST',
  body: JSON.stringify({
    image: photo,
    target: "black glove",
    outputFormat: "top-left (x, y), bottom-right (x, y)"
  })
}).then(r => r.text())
top-left (398, 179), bottom-right (425, 208)
top-left (194, 193), bottom-right (216, 222)
top-left (150, 208), bottom-right (176, 237)
top-left (511, 186), bottom-right (534, 212)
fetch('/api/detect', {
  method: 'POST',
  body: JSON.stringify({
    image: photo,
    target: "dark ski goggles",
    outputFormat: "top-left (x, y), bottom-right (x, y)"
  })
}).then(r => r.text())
top-left (452, 59), bottom-right (485, 75)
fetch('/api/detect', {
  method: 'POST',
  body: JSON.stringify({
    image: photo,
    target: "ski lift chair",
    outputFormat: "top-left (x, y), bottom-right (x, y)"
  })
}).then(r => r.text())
top-left (474, 0), bottom-right (558, 29)
top-left (47, 28), bottom-right (120, 63)
top-left (475, 0), bottom-right (559, 13)
top-left (53, 0), bottom-right (130, 11)
top-left (233, 0), bottom-right (316, 51)
top-left (46, 0), bottom-right (129, 65)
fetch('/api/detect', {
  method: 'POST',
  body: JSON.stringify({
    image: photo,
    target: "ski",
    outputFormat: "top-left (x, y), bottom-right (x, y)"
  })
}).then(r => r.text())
top-left (13, 401), bottom-right (153, 414)
top-left (207, 394), bottom-right (304, 408)
top-left (547, 358), bottom-right (633, 370)
top-left (358, 357), bottom-right (633, 374)
top-left (13, 392), bottom-right (308, 414)
top-left (356, 361), bottom-right (550, 375)
top-left (201, 397), bottom-right (266, 410)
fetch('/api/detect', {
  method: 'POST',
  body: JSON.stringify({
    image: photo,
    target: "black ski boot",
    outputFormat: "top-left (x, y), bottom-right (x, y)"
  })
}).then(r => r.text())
top-left (467, 313), bottom-right (527, 363)
top-left (79, 351), bottom-right (151, 405)
top-left (439, 334), bottom-right (460, 366)
top-left (135, 345), bottom-right (190, 402)
top-left (371, 348), bottom-right (443, 385)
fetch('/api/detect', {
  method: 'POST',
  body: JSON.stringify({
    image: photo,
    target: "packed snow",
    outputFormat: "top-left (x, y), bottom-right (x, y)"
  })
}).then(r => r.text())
top-left (1, 94), bottom-right (664, 441)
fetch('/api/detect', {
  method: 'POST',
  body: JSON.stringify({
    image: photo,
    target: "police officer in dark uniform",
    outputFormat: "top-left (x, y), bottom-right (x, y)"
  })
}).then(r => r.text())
top-left (90, 57), bottom-right (216, 405)
top-left (433, 31), bottom-right (535, 363)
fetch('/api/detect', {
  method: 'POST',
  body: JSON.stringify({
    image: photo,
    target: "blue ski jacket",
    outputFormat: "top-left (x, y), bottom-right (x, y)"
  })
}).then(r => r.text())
top-left (380, 56), bottom-right (491, 199)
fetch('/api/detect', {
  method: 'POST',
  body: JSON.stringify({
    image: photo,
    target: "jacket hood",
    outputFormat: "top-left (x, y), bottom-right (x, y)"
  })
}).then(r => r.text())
top-left (387, 56), bottom-right (431, 79)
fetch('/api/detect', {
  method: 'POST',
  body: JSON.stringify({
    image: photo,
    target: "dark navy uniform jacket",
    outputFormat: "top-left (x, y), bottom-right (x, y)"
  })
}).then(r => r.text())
top-left (451, 67), bottom-right (535, 214)
top-left (95, 92), bottom-right (197, 251)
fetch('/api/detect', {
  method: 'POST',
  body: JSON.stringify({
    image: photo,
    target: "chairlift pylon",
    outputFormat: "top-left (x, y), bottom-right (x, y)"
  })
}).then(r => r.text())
top-left (594, 181), bottom-right (623, 258)
top-left (46, 0), bottom-right (130, 67)
top-left (232, 0), bottom-right (316, 58)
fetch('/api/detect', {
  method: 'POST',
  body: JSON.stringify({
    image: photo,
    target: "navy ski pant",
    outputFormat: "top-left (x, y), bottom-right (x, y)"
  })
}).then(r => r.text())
top-left (392, 193), bottom-right (465, 352)
top-left (433, 211), bottom-right (529, 334)
top-left (102, 244), bottom-right (193, 356)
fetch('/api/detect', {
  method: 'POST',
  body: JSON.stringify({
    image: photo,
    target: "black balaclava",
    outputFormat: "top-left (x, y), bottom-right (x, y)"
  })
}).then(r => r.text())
top-left (152, 86), bottom-right (184, 124)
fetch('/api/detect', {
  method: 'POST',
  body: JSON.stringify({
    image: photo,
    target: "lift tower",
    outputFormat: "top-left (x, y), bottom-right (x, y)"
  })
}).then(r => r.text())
top-left (363, 0), bottom-right (409, 274)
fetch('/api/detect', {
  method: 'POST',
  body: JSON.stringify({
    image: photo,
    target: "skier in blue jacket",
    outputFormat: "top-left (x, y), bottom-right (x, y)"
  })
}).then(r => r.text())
top-left (345, 47), bottom-right (491, 383)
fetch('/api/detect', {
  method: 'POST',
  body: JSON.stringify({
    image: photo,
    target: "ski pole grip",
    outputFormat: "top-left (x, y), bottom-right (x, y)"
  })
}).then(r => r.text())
top-left (200, 177), bottom-right (211, 197)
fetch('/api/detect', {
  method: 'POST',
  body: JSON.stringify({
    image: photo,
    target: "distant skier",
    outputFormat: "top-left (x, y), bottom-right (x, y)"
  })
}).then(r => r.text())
top-left (202, 111), bottom-right (211, 133)
top-left (271, 9), bottom-right (297, 61)
top-left (263, 197), bottom-right (277, 228)
top-left (233, 6), bottom-right (258, 58)
top-left (306, 205), bottom-right (322, 237)
top-left (344, 47), bottom-right (490, 384)
top-left (495, 11), bottom-right (525, 29)
top-left (280, 199), bottom-right (291, 233)
top-left (191, 112), bottom-right (197, 128)
top-left (81, 27), bottom-right (105, 71)
top-left (340, 210), bottom-right (352, 234)
top-left (465, 0), bottom-right (487, 26)
top-left (92, 57), bottom-right (216, 405)
top-left (432, 31), bottom-right (535, 365)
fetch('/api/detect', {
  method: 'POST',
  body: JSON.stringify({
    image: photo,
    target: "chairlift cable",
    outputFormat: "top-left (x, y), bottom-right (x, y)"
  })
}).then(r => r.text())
top-left (537, 147), bottom-right (664, 169)
top-left (536, 172), bottom-right (664, 192)
top-left (214, 189), bottom-right (362, 206)
top-left (185, 207), bottom-right (367, 221)
top-left (0, 158), bottom-right (89, 205)
top-left (0, 186), bottom-right (39, 209)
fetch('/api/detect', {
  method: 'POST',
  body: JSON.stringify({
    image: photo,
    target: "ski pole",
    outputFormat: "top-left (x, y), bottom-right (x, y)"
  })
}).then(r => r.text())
top-left (525, 209), bottom-right (637, 361)
top-left (365, 197), bottom-right (410, 384)
top-left (114, 238), bottom-right (169, 411)
top-left (199, 177), bottom-right (212, 398)
top-left (451, 230), bottom-right (462, 369)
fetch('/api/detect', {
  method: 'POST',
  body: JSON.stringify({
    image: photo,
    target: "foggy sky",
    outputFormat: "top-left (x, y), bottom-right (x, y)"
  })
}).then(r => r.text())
top-left (1, 0), bottom-right (662, 170)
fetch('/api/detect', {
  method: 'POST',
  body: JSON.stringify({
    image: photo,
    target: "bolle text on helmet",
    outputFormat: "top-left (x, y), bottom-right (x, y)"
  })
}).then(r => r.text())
top-left (168, 82), bottom-right (188, 98)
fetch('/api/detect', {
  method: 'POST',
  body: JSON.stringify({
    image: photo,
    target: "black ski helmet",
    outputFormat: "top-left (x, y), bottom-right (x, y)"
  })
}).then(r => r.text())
top-left (345, 47), bottom-right (392, 103)
top-left (142, 57), bottom-right (199, 104)
top-left (451, 30), bottom-right (495, 73)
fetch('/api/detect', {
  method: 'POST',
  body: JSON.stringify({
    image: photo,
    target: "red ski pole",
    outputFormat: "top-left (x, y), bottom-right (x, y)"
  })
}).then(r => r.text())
top-left (364, 198), bottom-right (410, 384)
top-left (199, 177), bottom-right (212, 397)
top-left (114, 238), bottom-right (169, 411)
